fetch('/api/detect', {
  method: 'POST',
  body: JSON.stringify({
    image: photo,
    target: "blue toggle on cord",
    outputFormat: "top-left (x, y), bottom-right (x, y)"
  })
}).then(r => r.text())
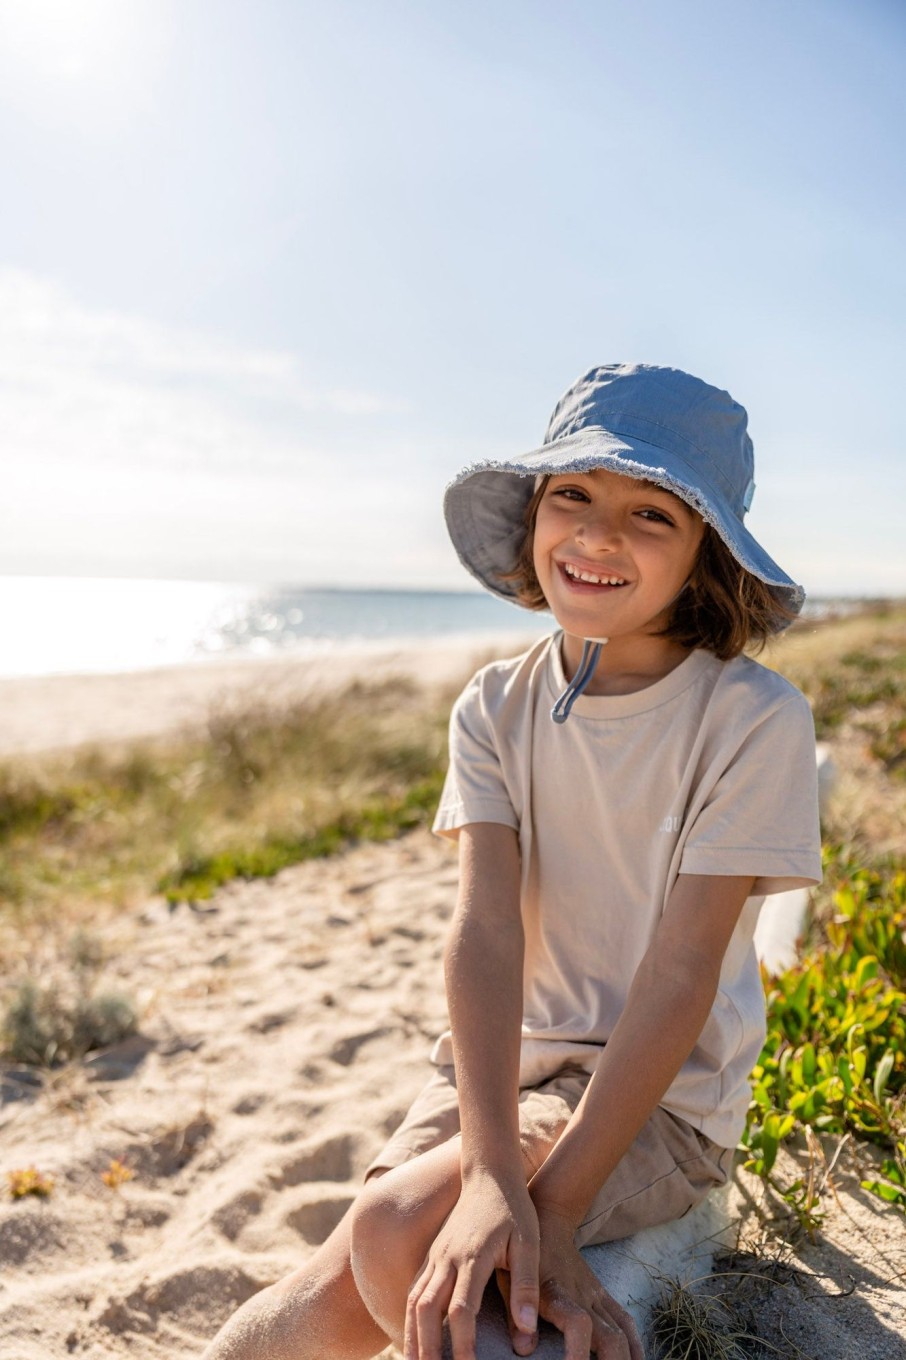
top-left (550, 638), bottom-right (606, 724)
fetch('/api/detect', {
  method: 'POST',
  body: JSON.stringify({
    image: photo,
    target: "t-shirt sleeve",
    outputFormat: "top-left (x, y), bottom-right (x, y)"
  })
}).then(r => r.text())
top-left (679, 692), bottom-right (823, 894)
top-left (432, 672), bottom-right (519, 840)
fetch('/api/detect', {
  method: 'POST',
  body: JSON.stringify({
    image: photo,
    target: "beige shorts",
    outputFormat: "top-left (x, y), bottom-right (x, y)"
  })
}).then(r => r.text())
top-left (366, 1065), bottom-right (733, 1247)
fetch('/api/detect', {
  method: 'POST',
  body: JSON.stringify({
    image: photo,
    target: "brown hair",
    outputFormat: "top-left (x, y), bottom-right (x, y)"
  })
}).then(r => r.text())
top-left (502, 476), bottom-right (796, 659)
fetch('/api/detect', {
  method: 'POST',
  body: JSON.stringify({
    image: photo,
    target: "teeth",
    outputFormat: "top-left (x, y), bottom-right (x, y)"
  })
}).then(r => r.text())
top-left (564, 564), bottom-right (626, 586)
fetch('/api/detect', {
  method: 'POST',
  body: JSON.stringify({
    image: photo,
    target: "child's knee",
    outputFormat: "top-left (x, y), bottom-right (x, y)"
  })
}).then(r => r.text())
top-left (349, 1171), bottom-right (411, 1269)
top-left (348, 1173), bottom-right (429, 1336)
top-left (350, 1149), bottom-right (460, 1285)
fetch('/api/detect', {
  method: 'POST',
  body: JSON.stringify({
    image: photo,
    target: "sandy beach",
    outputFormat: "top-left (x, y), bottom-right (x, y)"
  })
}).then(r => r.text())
top-left (1, 641), bottom-right (904, 1359)
top-left (0, 636), bottom-right (542, 759)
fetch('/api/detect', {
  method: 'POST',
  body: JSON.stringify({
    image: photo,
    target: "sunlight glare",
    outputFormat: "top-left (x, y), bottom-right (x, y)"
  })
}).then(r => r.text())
top-left (1, 0), bottom-right (133, 75)
top-left (0, 0), bottom-right (166, 114)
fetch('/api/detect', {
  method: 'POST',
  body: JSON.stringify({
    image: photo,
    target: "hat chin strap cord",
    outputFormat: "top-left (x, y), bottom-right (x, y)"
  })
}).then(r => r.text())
top-left (550, 637), bottom-right (608, 724)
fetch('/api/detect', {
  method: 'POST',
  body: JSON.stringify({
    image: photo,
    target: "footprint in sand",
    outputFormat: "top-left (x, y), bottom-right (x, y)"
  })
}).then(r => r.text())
top-left (123, 1195), bottom-right (172, 1229)
top-left (210, 1188), bottom-right (265, 1242)
top-left (232, 1091), bottom-right (269, 1116)
top-left (269, 1132), bottom-right (355, 1187)
top-left (391, 925), bottom-right (426, 942)
top-left (0, 1205), bottom-right (71, 1267)
top-left (297, 1059), bottom-right (325, 1082)
top-left (96, 1262), bottom-right (268, 1340)
top-left (124, 1113), bottom-right (215, 1179)
top-left (328, 1027), bottom-right (393, 1066)
top-left (246, 1006), bottom-right (298, 1034)
top-left (285, 1187), bottom-right (356, 1245)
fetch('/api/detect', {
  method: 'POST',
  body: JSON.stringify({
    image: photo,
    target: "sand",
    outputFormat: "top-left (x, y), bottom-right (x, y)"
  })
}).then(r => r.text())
top-left (0, 647), bottom-right (904, 1359)
top-left (0, 636), bottom-right (538, 759)
top-left (0, 832), bottom-right (454, 1359)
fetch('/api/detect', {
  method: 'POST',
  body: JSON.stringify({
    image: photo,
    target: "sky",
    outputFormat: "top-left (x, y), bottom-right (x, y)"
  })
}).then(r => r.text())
top-left (0, 0), bottom-right (904, 596)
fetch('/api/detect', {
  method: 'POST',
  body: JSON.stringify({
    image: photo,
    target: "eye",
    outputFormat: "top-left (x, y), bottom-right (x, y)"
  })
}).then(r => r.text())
top-left (549, 485), bottom-right (590, 503)
top-left (637, 507), bottom-right (674, 525)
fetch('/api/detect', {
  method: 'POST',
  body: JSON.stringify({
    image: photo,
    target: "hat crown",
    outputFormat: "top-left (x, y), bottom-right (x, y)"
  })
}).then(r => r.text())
top-left (545, 364), bottom-right (755, 520)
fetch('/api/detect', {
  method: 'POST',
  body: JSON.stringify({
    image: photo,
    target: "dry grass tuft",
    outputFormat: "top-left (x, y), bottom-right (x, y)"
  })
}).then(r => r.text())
top-left (651, 1279), bottom-right (745, 1358)
top-left (1, 928), bottom-right (138, 1065)
top-left (763, 602), bottom-right (906, 858)
top-left (651, 1240), bottom-right (817, 1360)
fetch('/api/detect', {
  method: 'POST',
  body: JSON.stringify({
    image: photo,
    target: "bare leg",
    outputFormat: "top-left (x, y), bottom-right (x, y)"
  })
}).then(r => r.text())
top-left (201, 1141), bottom-right (463, 1360)
top-left (350, 1106), bottom-right (576, 1349)
top-left (200, 1209), bottom-right (388, 1360)
top-left (350, 1139), bottom-right (464, 1346)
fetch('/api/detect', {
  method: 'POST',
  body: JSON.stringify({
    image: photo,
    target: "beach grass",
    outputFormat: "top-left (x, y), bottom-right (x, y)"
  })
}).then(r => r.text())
top-left (0, 673), bottom-right (453, 937)
top-left (762, 600), bottom-right (906, 858)
top-left (767, 604), bottom-right (906, 753)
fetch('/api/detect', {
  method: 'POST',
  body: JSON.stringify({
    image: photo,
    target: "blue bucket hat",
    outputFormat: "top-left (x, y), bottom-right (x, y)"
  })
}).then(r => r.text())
top-left (444, 363), bottom-right (805, 619)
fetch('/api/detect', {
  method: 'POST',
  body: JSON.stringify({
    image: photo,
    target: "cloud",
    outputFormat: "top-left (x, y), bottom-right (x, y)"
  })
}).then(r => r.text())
top-left (0, 269), bottom-right (406, 482)
top-left (0, 272), bottom-right (456, 581)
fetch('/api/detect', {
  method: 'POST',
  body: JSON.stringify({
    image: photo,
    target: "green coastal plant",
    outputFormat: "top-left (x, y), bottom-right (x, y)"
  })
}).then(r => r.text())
top-left (742, 856), bottom-right (906, 1219)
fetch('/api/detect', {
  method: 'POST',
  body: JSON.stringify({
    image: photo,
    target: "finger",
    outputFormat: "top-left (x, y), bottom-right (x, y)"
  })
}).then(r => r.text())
top-left (497, 1270), bottom-right (538, 1358)
top-left (445, 1263), bottom-right (485, 1360)
top-left (506, 1228), bottom-right (541, 1343)
top-left (405, 1263), bottom-right (454, 1360)
top-left (540, 1293), bottom-right (593, 1360)
top-left (403, 1261), bottom-right (432, 1360)
top-left (591, 1296), bottom-right (643, 1360)
top-left (589, 1311), bottom-right (631, 1360)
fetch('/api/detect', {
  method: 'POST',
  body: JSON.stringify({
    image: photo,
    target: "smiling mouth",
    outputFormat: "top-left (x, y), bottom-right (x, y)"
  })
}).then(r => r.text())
top-left (562, 562), bottom-right (628, 587)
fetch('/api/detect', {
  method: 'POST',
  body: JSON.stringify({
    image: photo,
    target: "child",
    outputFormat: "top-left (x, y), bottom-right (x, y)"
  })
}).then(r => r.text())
top-left (203, 364), bottom-right (822, 1360)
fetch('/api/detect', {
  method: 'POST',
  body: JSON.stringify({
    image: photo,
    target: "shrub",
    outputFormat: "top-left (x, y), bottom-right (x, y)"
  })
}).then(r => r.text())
top-left (742, 858), bottom-right (906, 1216)
top-left (1, 959), bottom-right (138, 1066)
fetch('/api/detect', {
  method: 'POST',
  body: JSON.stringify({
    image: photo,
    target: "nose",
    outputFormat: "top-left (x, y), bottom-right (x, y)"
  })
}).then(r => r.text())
top-left (576, 503), bottom-right (622, 550)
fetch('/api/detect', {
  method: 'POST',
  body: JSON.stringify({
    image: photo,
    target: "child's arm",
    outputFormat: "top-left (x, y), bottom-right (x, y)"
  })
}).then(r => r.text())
top-left (404, 822), bottom-right (541, 1360)
top-left (525, 872), bottom-right (756, 1338)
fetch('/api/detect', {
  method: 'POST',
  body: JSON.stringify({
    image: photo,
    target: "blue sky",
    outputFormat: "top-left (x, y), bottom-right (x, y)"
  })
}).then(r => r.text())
top-left (1, 0), bottom-right (903, 594)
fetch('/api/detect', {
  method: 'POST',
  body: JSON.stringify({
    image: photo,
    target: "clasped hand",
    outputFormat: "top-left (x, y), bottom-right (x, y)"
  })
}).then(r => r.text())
top-left (403, 1175), bottom-right (644, 1360)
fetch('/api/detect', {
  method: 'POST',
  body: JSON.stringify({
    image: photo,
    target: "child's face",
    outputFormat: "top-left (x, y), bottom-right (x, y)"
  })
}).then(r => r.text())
top-left (532, 468), bottom-right (705, 647)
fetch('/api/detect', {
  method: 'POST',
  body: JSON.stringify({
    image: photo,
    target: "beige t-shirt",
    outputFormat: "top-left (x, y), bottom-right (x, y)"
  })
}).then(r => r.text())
top-left (431, 634), bottom-right (822, 1147)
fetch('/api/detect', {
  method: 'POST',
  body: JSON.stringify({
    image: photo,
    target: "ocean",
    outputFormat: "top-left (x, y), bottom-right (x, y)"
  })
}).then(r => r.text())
top-left (0, 577), bottom-right (554, 679)
top-left (0, 576), bottom-right (863, 680)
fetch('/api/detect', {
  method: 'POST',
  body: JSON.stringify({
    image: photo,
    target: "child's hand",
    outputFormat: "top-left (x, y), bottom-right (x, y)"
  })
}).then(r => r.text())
top-left (403, 1168), bottom-right (540, 1360)
top-left (531, 1203), bottom-right (645, 1360)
